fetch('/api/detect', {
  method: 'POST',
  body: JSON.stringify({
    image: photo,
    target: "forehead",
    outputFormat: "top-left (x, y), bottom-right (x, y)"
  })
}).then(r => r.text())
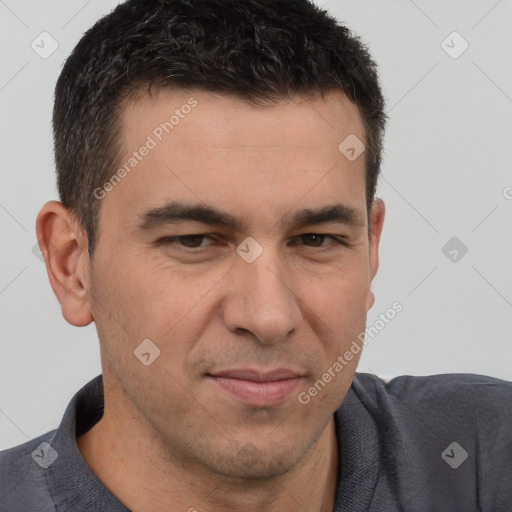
top-left (101, 88), bottom-right (368, 234)
top-left (119, 87), bottom-right (365, 152)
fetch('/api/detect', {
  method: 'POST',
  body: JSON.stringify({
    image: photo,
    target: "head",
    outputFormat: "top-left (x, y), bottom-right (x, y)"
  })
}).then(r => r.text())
top-left (38, 0), bottom-right (386, 481)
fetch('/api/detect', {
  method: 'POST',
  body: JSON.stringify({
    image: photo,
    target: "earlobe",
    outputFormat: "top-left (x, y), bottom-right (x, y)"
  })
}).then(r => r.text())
top-left (35, 200), bottom-right (94, 327)
top-left (366, 289), bottom-right (375, 311)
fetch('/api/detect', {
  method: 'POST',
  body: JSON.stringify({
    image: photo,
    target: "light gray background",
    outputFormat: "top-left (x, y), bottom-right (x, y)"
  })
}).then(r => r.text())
top-left (1, 0), bottom-right (511, 451)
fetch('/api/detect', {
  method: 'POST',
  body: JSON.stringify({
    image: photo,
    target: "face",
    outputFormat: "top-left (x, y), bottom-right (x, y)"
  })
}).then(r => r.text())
top-left (84, 89), bottom-right (384, 479)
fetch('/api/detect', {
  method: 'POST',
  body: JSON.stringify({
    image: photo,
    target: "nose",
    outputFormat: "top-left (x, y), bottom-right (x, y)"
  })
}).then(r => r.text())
top-left (222, 246), bottom-right (303, 345)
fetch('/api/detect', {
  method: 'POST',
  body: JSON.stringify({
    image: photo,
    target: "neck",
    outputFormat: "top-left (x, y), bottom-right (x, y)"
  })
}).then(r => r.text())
top-left (77, 381), bottom-right (339, 512)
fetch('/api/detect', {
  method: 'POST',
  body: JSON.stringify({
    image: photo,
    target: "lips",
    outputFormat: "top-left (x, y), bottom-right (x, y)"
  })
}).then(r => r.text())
top-left (212, 368), bottom-right (302, 382)
top-left (208, 368), bottom-right (304, 407)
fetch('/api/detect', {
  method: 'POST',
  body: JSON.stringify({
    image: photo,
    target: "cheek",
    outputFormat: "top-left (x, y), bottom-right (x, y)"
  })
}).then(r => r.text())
top-left (307, 268), bottom-right (370, 329)
top-left (146, 264), bottom-right (226, 332)
top-left (301, 271), bottom-right (369, 392)
top-left (92, 248), bottom-right (200, 331)
top-left (114, 260), bottom-right (229, 373)
top-left (88, 251), bottom-right (176, 378)
top-left (298, 353), bottom-right (360, 424)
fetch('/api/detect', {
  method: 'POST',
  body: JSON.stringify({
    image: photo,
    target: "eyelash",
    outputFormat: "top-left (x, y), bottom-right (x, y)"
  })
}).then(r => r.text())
top-left (157, 234), bottom-right (350, 250)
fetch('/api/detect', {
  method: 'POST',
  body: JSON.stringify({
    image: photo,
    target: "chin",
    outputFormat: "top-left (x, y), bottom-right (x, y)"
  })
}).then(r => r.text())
top-left (199, 438), bottom-right (308, 482)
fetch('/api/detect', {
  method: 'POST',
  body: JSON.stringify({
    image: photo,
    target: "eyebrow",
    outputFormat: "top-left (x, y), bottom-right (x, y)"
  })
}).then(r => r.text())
top-left (135, 200), bottom-right (365, 233)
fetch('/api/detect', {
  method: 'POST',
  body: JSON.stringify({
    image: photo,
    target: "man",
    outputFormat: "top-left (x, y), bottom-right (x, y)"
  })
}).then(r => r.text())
top-left (1, 0), bottom-right (510, 511)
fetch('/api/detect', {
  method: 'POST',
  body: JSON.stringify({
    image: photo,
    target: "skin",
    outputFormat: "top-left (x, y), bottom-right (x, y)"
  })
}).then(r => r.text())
top-left (36, 88), bottom-right (385, 512)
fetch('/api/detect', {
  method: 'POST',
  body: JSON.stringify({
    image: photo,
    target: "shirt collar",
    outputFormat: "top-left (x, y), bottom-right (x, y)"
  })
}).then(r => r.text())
top-left (45, 373), bottom-right (380, 511)
top-left (46, 374), bottom-right (130, 511)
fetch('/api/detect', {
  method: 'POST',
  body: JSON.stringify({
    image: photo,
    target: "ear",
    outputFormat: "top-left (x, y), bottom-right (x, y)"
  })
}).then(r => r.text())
top-left (35, 200), bottom-right (94, 327)
top-left (366, 198), bottom-right (385, 311)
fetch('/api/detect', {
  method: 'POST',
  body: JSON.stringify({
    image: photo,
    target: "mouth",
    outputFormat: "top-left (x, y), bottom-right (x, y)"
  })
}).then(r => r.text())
top-left (207, 368), bottom-right (304, 407)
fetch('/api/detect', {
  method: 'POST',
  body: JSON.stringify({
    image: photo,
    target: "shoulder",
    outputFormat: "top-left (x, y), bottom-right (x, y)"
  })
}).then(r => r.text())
top-left (348, 372), bottom-right (512, 508)
top-left (0, 430), bottom-right (58, 512)
top-left (350, 372), bottom-right (512, 433)
top-left (353, 371), bottom-right (512, 398)
top-left (348, 372), bottom-right (512, 459)
top-left (351, 371), bottom-right (512, 416)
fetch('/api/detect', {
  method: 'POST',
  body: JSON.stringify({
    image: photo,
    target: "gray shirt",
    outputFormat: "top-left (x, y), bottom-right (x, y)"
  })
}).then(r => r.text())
top-left (1, 372), bottom-right (511, 511)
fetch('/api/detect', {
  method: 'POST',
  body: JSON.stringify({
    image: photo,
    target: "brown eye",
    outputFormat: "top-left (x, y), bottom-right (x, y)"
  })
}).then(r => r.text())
top-left (158, 235), bottom-right (214, 249)
top-left (292, 234), bottom-right (350, 250)
top-left (177, 235), bottom-right (207, 248)
top-left (300, 234), bottom-right (333, 247)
